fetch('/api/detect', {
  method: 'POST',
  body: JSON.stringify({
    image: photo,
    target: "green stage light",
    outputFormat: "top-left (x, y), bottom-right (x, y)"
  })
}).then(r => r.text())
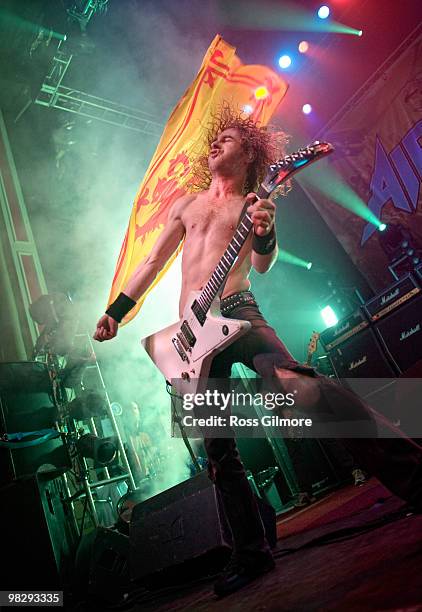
top-left (278, 250), bottom-right (313, 270)
top-left (378, 223), bottom-right (387, 232)
top-left (298, 165), bottom-right (385, 231)
top-left (321, 306), bottom-right (338, 328)
top-left (0, 8), bottom-right (66, 42)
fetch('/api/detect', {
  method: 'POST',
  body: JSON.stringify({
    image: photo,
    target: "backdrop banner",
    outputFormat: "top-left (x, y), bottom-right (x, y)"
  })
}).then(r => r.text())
top-left (300, 28), bottom-right (422, 291)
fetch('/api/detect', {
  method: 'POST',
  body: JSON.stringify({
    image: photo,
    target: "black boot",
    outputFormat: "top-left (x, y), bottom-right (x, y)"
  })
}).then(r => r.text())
top-left (214, 550), bottom-right (275, 597)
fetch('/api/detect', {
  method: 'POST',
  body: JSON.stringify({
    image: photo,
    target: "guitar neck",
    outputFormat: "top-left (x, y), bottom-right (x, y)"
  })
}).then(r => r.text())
top-left (191, 184), bottom-right (270, 322)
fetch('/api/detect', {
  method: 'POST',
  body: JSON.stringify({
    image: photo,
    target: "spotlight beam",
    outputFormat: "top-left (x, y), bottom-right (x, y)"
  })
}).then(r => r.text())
top-left (0, 8), bottom-right (66, 41)
top-left (277, 249), bottom-right (313, 269)
top-left (219, 0), bottom-right (362, 35)
top-left (298, 164), bottom-right (385, 230)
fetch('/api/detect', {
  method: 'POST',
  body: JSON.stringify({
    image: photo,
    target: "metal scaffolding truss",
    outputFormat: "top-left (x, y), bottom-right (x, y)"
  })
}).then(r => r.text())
top-left (36, 85), bottom-right (164, 136)
top-left (34, 42), bottom-right (163, 137)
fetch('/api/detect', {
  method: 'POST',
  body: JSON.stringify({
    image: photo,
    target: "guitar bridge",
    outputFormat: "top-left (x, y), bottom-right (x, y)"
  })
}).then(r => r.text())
top-left (172, 337), bottom-right (189, 362)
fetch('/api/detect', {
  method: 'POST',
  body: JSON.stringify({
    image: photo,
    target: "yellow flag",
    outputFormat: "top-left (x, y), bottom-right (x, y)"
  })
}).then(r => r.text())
top-left (109, 35), bottom-right (288, 324)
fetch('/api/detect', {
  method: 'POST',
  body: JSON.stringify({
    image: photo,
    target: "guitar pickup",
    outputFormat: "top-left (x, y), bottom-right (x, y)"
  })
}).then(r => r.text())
top-left (181, 321), bottom-right (196, 347)
top-left (191, 300), bottom-right (206, 326)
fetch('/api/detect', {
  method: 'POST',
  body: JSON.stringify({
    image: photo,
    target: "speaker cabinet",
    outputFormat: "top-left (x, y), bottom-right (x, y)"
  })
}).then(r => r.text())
top-left (129, 470), bottom-right (278, 583)
top-left (375, 294), bottom-right (422, 373)
top-left (130, 471), bottom-right (231, 580)
top-left (0, 474), bottom-right (78, 589)
top-left (328, 328), bottom-right (397, 379)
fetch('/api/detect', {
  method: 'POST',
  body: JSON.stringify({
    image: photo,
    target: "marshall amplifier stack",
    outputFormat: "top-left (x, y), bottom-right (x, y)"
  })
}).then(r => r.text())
top-left (320, 273), bottom-right (422, 379)
top-left (366, 274), bottom-right (422, 373)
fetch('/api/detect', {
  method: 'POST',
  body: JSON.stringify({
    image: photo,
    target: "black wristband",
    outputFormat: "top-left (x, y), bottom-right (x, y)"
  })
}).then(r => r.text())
top-left (252, 226), bottom-right (277, 255)
top-left (106, 292), bottom-right (136, 323)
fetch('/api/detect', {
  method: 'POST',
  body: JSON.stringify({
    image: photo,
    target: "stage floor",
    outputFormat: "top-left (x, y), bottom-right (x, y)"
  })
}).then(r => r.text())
top-left (123, 479), bottom-right (422, 611)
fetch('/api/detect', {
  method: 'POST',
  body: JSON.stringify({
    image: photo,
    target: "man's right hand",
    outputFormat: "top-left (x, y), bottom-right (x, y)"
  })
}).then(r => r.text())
top-left (93, 314), bottom-right (118, 342)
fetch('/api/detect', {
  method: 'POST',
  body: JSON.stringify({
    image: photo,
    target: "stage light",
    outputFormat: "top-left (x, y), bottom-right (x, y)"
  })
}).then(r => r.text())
top-left (278, 250), bottom-right (314, 269)
top-left (358, 30), bottom-right (363, 37)
top-left (110, 402), bottom-right (123, 416)
top-left (317, 5), bottom-right (330, 19)
top-left (278, 54), bottom-right (292, 69)
top-left (254, 86), bottom-right (269, 100)
top-left (302, 103), bottom-right (312, 115)
top-left (242, 104), bottom-right (253, 114)
top-left (298, 41), bottom-right (309, 53)
top-left (76, 433), bottom-right (118, 466)
top-left (378, 223), bottom-right (387, 232)
top-left (321, 305), bottom-right (338, 328)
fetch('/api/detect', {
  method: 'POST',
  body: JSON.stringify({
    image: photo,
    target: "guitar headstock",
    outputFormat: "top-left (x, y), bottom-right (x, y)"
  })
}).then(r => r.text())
top-left (307, 331), bottom-right (320, 355)
top-left (305, 330), bottom-right (320, 366)
top-left (263, 141), bottom-right (334, 194)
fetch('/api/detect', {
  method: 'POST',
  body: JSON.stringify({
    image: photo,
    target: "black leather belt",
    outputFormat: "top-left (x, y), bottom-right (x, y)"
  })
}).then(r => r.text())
top-left (220, 290), bottom-right (257, 314)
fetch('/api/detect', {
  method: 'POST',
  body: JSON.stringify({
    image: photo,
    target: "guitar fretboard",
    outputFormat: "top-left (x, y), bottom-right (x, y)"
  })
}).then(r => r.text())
top-left (191, 184), bottom-right (270, 323)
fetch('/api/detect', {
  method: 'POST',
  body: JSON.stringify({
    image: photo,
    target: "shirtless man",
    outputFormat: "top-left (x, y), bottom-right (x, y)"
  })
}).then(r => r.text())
top-left (95, 128), bottom-right (277, 328)
top-left (94, 111), bottom-right (422, 596)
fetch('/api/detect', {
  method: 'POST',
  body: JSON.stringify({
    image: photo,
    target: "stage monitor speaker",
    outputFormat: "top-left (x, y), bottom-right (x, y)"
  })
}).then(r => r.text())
top-left (130, 470), bottom-right (276, 582)
top-left (130, 471), bottom-right (230, 581)
top-left (375, 294), bottom-right (422, 373)
top-left (74, 527), bottom-right (131, 605)
top-left (0, 474), bottom-right (78, 589)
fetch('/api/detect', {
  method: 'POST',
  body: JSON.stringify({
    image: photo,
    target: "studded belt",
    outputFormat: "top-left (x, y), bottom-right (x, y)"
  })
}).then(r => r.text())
top-left (220, 290), bottom-right (257, 314)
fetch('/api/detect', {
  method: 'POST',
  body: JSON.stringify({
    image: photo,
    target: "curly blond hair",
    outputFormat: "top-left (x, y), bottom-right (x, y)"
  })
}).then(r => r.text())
top-left (189, 103), bottom-right (289, 195)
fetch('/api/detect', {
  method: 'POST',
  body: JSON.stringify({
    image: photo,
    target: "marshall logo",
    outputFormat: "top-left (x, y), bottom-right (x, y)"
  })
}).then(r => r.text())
top-left (361, 120), bottom-right (422, 244)
top-left (381, 288), bottom-right (400, 305)
top-left (349, 356), bottom-right (367, 370)
top-left (400, 323), bottom-right (421, 341)
top-left (334, 321), bottom-right (350, 336)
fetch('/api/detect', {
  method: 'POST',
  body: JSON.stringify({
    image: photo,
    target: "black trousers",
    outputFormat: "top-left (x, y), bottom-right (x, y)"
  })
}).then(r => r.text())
top-left (204, 299), bottom-right (422, 558)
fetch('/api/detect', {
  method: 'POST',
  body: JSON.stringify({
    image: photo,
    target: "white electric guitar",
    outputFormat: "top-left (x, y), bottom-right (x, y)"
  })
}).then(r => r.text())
top-left (142, 141), bottom-right (333, 396)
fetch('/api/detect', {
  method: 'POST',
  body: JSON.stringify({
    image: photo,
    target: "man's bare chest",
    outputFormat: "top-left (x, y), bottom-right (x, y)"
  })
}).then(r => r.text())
top-left (185, 199), bottom-right (244, 235)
